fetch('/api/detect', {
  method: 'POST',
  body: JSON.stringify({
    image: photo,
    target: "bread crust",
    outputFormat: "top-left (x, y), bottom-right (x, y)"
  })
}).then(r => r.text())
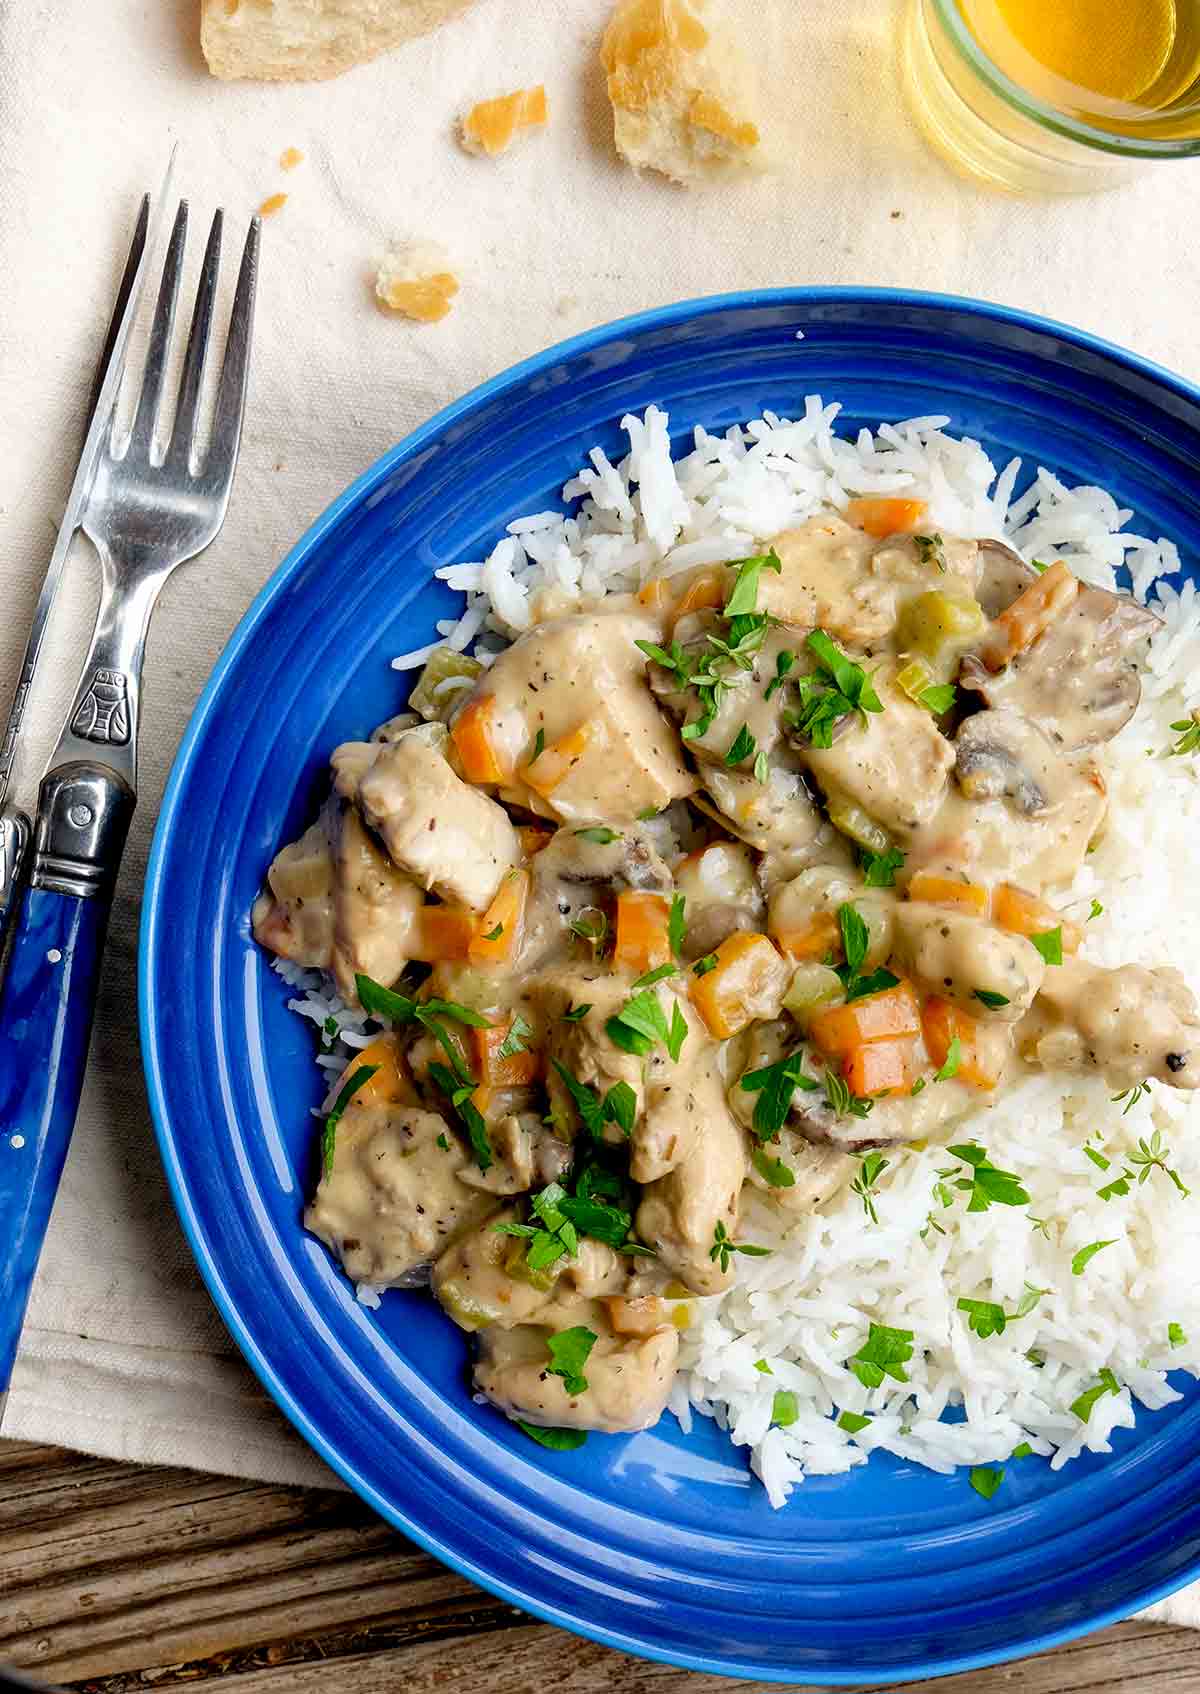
top-left (201, 0), bottom-right (480, 82)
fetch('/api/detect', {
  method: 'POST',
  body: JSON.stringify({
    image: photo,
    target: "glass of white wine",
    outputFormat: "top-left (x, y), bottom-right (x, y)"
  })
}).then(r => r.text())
top-left (904, 0), bottom-right (1200, 191)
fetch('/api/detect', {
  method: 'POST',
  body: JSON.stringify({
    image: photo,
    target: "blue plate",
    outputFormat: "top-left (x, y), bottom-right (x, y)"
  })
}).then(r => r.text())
top-left (141, 289), bottom-right (1200, 1685)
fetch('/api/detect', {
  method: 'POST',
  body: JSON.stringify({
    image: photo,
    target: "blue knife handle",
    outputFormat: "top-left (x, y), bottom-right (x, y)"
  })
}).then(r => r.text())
top-left (0, 761), bottom-right (133, 1393)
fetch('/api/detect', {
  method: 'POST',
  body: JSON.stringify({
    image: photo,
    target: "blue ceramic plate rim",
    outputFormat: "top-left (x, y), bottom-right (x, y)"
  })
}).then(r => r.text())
top-left (141, 286), bottom-right (1200, 1685)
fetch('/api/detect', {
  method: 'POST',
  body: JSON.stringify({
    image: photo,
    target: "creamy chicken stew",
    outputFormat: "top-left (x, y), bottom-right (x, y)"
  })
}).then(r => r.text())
top-left (253, 499), bottom-right (1199, 1443)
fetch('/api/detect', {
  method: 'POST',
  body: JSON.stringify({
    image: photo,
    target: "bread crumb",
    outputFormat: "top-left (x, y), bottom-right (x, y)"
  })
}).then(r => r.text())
top-left (280, 147), bottom-right (305, 170)
top-left (376, 242), bottom-right (459, 323)
top-left (259, 192), bottom-right (288, 217)
top-left (600, 0), bottom-right (761, 185)
top-left (460, 86), bottom-right (548, 156)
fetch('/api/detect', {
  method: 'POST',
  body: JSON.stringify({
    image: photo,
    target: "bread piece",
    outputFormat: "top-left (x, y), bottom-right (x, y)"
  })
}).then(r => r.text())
top-left (459, 86), bottom-right (548, 157)
top-left (202, 0), bottom-right (480, 82)
top-left (375, 242), bottom-right (459, 323)
top-left (600, 0), bottom-right (761, 185)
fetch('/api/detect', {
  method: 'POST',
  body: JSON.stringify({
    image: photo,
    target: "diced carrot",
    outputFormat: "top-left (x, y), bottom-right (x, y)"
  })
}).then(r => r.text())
top-left (525, 721), bottom-right (595, 797)
top-left (450, 695), bottom-right (510, 784)
top-left (469, 1084), bottom-right (494, 1117)
top-left (992, 883), bottom-right (1081, 954)
top-left (845, 496), bottom-right (928, 539)
top-left (672, 568), bottom-right (725, 620)
top-left (471, 1020), bottom-right (540, 1088)
top-left (773, 910), bottom-right (841, 963)
top-left (637, 577), bottom-right (672, 610)
top-left (844, 1038), bottom-right (913, 1098)
top-left (603, 1295), bottom-right (669, 1337)
top-left (411, 904), bottom-right (477, 961)
top-left (907, 871), bottom-right (990, 918)
top-left (469, 869), bottom-right (529, 966)
top-left (338, 1036), bottom-right (409, 1107)
top-left (921, 996), bottom-right (1000, 1090)
top-left (808, 980), bottom-right (922, 1056)
top-left (614, 891), bottom-right (672, 975)
top-left (517, 823), bottom-right (554, 857)
top-left (689, 932), bottom-right (789, 1040)
top-left (982, 558), bottom-right (1078, 671)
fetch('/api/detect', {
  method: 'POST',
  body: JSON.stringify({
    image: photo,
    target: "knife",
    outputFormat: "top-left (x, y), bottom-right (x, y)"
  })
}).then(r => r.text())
top-left (0, 159), bottom-right (173, 944)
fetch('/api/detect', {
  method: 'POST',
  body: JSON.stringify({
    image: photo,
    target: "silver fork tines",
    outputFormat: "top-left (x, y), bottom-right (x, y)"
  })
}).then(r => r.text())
top-left (49, 199), bottom-right (260, 796)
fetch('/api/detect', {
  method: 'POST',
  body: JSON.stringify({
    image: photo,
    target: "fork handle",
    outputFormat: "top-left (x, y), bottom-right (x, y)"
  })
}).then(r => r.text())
top-left (0, 761), bottom-right (134, 1394)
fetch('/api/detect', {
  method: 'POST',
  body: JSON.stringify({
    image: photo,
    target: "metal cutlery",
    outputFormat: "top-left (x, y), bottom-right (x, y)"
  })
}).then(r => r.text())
top-left (0, 180), bottom-right (260, 1412)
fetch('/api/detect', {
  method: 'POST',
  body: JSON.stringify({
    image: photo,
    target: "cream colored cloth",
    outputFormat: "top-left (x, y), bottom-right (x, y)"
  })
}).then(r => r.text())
top-left (3, 0), bottom-right (1200, 1625)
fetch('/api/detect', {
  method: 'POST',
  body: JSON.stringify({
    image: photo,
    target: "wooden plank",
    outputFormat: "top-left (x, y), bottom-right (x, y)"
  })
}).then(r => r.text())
top-left (3, 1443), bottom-right (1200, 1694)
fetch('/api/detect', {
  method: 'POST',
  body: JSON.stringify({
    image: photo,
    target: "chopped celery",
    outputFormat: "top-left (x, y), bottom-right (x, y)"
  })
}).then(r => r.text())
top-left (896, 590), bottom-right (986, 672)
top-left (408, 647), bottom-right (483, 723)
top-left (826, 793), bottom-right (891, 856)
top-left (783, 962), bottom-right (845, 1025)
top-left (436, 1277), bottom-right (505, 1331)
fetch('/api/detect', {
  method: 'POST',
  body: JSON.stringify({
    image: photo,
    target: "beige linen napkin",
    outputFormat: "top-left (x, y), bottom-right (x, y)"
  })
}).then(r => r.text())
top-left (3, 0), bottom-right (1200, 1624)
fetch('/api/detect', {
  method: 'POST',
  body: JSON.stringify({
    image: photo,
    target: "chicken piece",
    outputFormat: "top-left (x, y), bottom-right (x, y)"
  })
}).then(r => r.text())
top-left (1018, 959), bottom-right (1200, 1091)
top-left (633, 996), bottom-right (719, 1184)
top-left (455, 1112), bottom-right (550, 1197)
top-left (331, 807), bottom-right (422, 999)
top-left (600, 0), bottom-right (761, 186)
top-left (306, 1103), bottom-right (494, 1287)
top-left (758, 515), bottom-right (895, 647)
top-left (892, 903), bottom-right (1045, 1023)
top-left (332, 727), bottom-right (519, 912)
top-left (475, 1307), bottom-right (679, 1433)
top-left (768, 866), bottom-right (894, 967)
top-left (673, 839), bottom-right (764, 961)
top-left (521, 823), bottom-right (674, 968)
top-left (742, 1132), bottom-right (850, 1210)
top-left (696, 757), bottom-right (827, 878)
top-left (251, 816), bottom-right (335, 969)
top-left (798, 667), bottom-right (955, 838)
top-left (473, 610), bottom-right (696, 822)
top-left (636, 1077), bottom-right (745, 1294)
top-left (433, 1207), bottom-right (629, 1332)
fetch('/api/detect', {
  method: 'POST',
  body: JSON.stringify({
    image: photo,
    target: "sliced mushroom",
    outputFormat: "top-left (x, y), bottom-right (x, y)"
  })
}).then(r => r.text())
top-left (955, 709), bottom-right (1051, 815)
top-left (973, 540), bottom-right (1037, 618)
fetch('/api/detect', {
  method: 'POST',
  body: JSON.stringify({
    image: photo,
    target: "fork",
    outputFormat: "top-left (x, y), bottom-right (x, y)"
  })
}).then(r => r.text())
top-left (0, 200), bottom-right (260, 1405)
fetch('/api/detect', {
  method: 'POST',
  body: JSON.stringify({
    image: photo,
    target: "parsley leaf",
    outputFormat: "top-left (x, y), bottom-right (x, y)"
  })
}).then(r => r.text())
top-left (969, 1466), bottom-right (1004, 1501)
top-left (765, 649), bottom-right (796, 701)
top-left (837, 1410), bottom-right (872, 1434)
top-left (1071, 1239), bottom-right (1117, 1275)
top-left (1169, 716), bottom-right (1200, 757)
top-left (709, 1220), bottom-right (772, 1273)
top-left (942, 1143), bottom-right (1029, 1210)
top-left (1170, 1322), bottom-right (1187, 1348)
top-left (838, 902), bottom-right (870, 976)
top-left (852, 1150), bottom-right (889, 1223)
top-left (860, 844), bottom-right (906, 888)
top-left (1112, 1079), bottom-right (1152, 1114)
top-left (528, 727), bottom-right (545, 764)
top-left (321, 1064), bottom-right (380, 1179)
top-left (606, 987), bottom-right (688, 1063)
top-left (574, 826), bottom-right (622, 845)
top-left (740, 1050), bottom-right (819, 1139)
top-left (1129, 1127), bottom-right (1190, 1196)
top-left (496, 1015), bottom-right (533, 1059)
top-left (913, 533), bottom-right (946, 572)
top-left (1070, 1367), bottom-right (1120, 1423)
top-left (806, 628), bottom-right (883, 713)
top-left (569, 910), bottom-right (609, 946)
top-left (752, 1146), bottom-right (795, 1188)
top-left (427, 1061), bottom-right (493, 1171)
top-left (1089, 899), bottom-right (1104, 920)
top-left (482, 923), bottom-right (504, 942)
top-left (725, 723), bottom-right (757, 767)
top-left (693, 953), bottom-right (718, 976)
top-left (550, 1059), bottom-right (637, 1142)
top-left (754, 1359), bottom-right (773, 1374)
top-left (601, 1080), bottom-right (638, 1137)
top-left (723, 549), bottom-right (783, 617)
top-left (668, 893), bottom-right (687, 957)
top-left (563, 1003), bottom-right (592, 1023)
top-left (1029, 927), bottom-right (1063, 967)
top-left (436, 1132), bottom-right (450, 1152)
top-left (824, 1067), bottom-right (874, 1120)
top-left (517, 1422), bottom-right (587, 1451)
top-left (753, 748), bottom-right (769, 784)
top-left (973, 989), bottom-right (1011, 1009)
top-left (546, 1326), bottom-right (597, 1396)
top-left (934, 1037), bottom-right (962, 1082)
top-left (784, 629), bottom-right (884, 749)
top-left (631, 963), bottom-right (678, 989)
top-left (957, 1297), bottom-right (1008, 1339)
top-left (847, 1322), bottom-right (914, 1389)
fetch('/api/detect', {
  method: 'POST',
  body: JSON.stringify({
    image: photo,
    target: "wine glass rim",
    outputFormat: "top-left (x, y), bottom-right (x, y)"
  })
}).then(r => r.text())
top-left (929, 0), bottom-right (1200, 158)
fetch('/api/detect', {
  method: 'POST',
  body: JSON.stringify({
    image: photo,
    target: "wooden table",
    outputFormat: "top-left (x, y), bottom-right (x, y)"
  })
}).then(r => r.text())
top-left (1, 1441), bottom-right (1197, 1692)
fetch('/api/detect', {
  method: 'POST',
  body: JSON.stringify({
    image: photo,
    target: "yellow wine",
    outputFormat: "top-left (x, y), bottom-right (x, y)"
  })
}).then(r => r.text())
top-left (956, 0), bottom-right (1200, 137)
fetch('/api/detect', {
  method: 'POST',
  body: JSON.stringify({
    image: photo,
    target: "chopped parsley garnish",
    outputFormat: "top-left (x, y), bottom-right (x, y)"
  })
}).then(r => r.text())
top-left (765, 649), bottom-right (796, 701)
top-left (631, 962), bottom-right (678, 989)
top-left (1088, 900), bottom-right (1104, 920)
top-left (574, 826), bottom-right (622, 845)
top-left (847, 1322), bottom-right (913, 1389)
top-left (551, 1059), bottom-right (637, 1141)
top-left (725, 723), bottom-right (757, 767)
top-left (860, 844), bottom-right (906, 888)
top-left (1112, 1079), bottom-right (1152, 1114)
top-left (1168, 716), bottom-right (1200, 757)
top-left (1084, 1143), bottom-right (1110, 1171)
top-left (496, 1015), bottom-right (533, 1059)
top-left (320, 1014), bottom-right (339, 1051)
top-left (911, 1077), bottom-right (927, 1096)
top-left (752, 1146), bottom-right (795, 1188)
top-left (1071, 1238), bottom-right (1117, 1276)
top-left (563, 1003), bottom-right (592, 1023)
top-left (528, 727), bottom-right (545, 764)
top-left (934, 1037), bottom-right (962, 1082)
top-left (709, 1220), bottom-right (772, 1273)
top-left (913, 532), bottom-right (946, 572)
top-left (956, 1285), bottom-right (1046, 1339)
top-left (1129, 1127), bottom-right (1190, 1196)
top-left (1097, 1169), bottom-right (1134, 1201)
top-left (753, 748), bottom-right (769, 784)
top-left (723, 549), bottom-right (783, 617)
top-left (837, 1410), bottom-right (872, 1434)
top-left (969, 1466), bottom-right (1004, 1501)
top-left (637, 805), bottom-right (661, 821)
top-left (569, 912), bottom-right (608, 948)
top-left (824, 1066), bottom-right (874, 1120)
top-left (1029, 927), bottom-right (1063, 966)
top-left (693, 953), bottom-right (718, 977)
top-left (1012, 1442), bottom-right (1033, 1459)
top-left (835, 900), bottom-right (900, 1002)
top-left (786, 629), bottom-right (884, 749)
top-left (482, 923), bottom-right (504, 942)
top-left (428, 1062), bottom-right (493, 1172)
top-left (1031, 558), bottom-right (1050, 574)
top-left (972, 988), bottom-right (1011, 1009)
top-left (668, 893), bottom-right (687, 957)
top-left (546, 1326), bottom-right (597, 1396)
top-left (754, 1358), bottom-right (773, 1375)
top-left (939, 1143), bottom-right (1029, 1210)
top-left (517, 1422), bottom-right (587, 1451)
top-left (771, 1390), bottom-right (799, 1428)
top-left (321, 1063), bottom-right (380, 1178)
top-left (1170, 1322), bottom-right (1187, 1348)
top-left (740, 1050), bottom-right (819, 1139)
top-left (1070, 1367), bottom-right (1119, 1423)
top-left (852, 1150), bottom-right (889, 1223)
top-left (436, 1132), bottom-right (450, 1151)
top-left (606, 988), bottom-right (688, 1062)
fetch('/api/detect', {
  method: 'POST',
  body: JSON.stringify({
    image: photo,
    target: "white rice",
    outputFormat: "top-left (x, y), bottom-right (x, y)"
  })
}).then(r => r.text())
top-left (290, 400), bottom-right (1200, 1505)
